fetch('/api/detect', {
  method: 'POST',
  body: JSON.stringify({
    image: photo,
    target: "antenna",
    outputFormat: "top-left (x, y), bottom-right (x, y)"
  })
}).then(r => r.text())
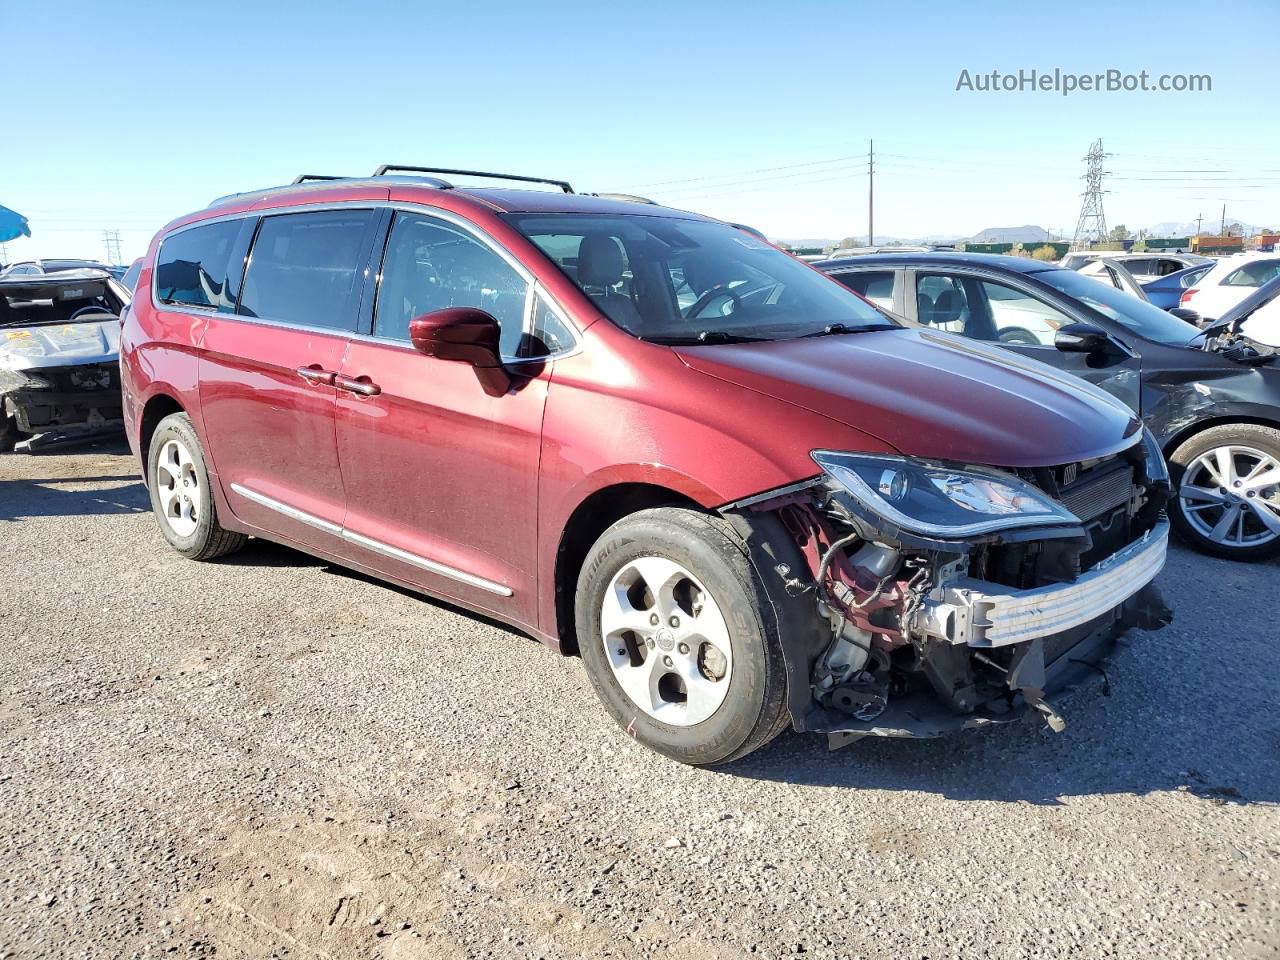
top-left (1070, 138), bottom-right (1110, 251)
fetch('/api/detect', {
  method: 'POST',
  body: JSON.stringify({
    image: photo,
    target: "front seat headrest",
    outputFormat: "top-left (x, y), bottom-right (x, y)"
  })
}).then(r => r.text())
top-left (577, 234), bottom-right (626, 287)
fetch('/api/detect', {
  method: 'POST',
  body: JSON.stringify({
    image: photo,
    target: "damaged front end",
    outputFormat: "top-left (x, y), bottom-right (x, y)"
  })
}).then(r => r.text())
top-left (732, 431), bottom-right (1173, 747)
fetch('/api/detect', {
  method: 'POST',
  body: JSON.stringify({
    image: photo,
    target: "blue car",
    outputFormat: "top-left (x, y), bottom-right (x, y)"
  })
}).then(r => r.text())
top-left (1142, 263), bottom-right (1213, 310)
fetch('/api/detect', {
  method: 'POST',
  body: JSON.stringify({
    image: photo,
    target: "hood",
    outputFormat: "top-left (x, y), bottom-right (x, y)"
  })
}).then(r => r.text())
top-left (677, 328), bottom-right (1141, 468)
top-left (0, 319), bottom-right (120, 372)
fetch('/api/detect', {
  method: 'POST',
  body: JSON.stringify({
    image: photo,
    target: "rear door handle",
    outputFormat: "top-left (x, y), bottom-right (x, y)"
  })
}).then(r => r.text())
top-left (335, 375), bottom-right (381, 397)
top-left (296, 365), bottom-right (337, 385)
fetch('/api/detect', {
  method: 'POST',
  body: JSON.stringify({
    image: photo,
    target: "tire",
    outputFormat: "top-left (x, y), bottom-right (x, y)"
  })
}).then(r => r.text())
top-left (0, 413), bottom-right (18, 453)
top-left (146, 412), bottom-right (246, 561)
top-left (575, 507), bottom-right (790, 765)
top-left (1168, 423), bottom-right (1280, 562)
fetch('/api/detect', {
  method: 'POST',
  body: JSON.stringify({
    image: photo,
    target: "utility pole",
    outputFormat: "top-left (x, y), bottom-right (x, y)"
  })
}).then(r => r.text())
top-left (1195, 213), bottom-right (1203, 236)
top-left (102, 229), bottom-right (123, 265)
top-left (1220, 204), bottom-right (1227, 236)
top-left (867, 139), bottom-right (875, 247)
top-left (1070, 138), bottom-right (1110, 251)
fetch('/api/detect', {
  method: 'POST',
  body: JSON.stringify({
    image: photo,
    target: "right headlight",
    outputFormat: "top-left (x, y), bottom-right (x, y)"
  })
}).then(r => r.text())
top-left (812, 450), bottom-right (1080, 538)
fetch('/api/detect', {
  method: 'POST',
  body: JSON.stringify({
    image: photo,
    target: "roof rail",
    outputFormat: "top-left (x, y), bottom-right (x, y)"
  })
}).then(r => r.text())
top-left (291, 174), bottom-right (348, 184)
top-left (589, 192), bottom-right (657, 204)
top-left (372, 165), bottom-right (574, 194)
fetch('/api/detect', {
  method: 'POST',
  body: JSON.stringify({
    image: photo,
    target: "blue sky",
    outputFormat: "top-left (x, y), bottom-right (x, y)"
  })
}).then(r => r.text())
top-left (3, 0), bottom-right (1277, 261)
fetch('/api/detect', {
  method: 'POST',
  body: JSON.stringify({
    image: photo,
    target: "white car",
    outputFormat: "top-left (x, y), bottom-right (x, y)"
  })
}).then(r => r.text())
top-left (1060, 251), bottom-right (1209, 282)
top-left (1179, 252), bottom-right (1280, 325)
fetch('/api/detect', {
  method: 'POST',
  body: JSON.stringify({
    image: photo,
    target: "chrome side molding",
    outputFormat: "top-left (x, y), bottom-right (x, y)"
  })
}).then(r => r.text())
top-left (229, 482), bottom-right (513, 597)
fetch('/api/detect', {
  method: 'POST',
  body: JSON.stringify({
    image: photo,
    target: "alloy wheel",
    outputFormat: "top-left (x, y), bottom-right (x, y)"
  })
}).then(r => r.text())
top-left (1178, 444), bottom-right (1280, 548)
top-left (155, 438), bottom-right (202, 538)
top-left (600, 556), bottom-right (733, 727)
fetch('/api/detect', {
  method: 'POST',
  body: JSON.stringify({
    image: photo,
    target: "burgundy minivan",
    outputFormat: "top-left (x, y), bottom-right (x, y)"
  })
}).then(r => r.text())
top-left (121, 167), bottom-right (1172, 763)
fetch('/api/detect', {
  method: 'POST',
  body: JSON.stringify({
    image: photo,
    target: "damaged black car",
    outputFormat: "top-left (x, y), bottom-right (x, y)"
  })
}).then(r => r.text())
top-left (0, 270), bottom-right (128, 452)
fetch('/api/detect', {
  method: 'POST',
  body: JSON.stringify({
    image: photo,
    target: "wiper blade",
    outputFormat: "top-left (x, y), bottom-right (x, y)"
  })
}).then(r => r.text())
top-left (797, 322), bottom-right (899, 338)
top-left (652, 331), bottom-right (769, 345)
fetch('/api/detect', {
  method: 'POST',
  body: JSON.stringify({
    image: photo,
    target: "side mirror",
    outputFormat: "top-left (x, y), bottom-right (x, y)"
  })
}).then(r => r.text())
top-left (1055, 321), bottom-right (1119, 355)
top-left (1167, 306), bottom-right (1200, 325)
top-left (408, 307), bottom-right (510, 397)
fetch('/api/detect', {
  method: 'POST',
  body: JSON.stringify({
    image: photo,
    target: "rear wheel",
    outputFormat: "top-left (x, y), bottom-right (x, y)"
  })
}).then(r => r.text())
top-left (575, 508), bottom-right (789, 765)
top-left (147, 413), bottom-right (246, 561)
top-left (1168, 423), bottom-right (1280, 561)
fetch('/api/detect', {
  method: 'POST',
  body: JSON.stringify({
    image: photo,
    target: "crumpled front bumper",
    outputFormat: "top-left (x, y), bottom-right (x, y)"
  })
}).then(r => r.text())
top-left (913, 519), bottom-right (1170, 648)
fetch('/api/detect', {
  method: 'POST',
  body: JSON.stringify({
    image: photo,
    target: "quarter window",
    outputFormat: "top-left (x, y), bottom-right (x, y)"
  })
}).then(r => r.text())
top-left (374, 212), bottom-right (530, 356)
top-left (155, 220), bottom-right (242, 310)
top-left (834, 271), bottom-right (895, 310)
top-left (238, 210), bottom-right (377, 330)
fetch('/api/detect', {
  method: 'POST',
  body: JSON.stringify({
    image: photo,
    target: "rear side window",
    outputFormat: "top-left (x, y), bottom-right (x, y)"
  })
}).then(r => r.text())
top-left (239, 210), bottom-right (377, 331)
top-left (155, 220), bottom-right (242, 310)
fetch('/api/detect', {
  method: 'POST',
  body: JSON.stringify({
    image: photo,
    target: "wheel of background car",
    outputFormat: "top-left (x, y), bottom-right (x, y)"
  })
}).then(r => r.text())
top-left (574, 507), bottom-right (790, 765)
top-left (684, 286), bottom-right (742, 320)
top-left (146, 412), bottom-right (247, 561)
top-left (997, 326), bottom-right (1041, 345)
top-left (1168, 423), bottom-right (1280, 562)
top-left (0, 413), bottom-right (19, 453)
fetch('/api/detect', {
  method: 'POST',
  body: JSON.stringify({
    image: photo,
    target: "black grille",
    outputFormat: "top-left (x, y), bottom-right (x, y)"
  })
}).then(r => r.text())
top-left (1057, 460), bottom-right (1134, 524)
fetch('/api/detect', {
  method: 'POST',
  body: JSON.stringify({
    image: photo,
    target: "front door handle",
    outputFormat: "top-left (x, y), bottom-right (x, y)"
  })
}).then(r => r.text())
top-left (335, 375), bottom-right (381, 397)
top-left (296, 365), bottom-right (337, 385)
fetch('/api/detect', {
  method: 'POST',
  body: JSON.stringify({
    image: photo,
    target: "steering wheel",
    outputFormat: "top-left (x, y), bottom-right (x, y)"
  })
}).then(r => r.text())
top-left (68, 305), bottom-right (113, 321)
top-left (685, 285), bottom-right (742, 320)
top-left (997, 327), bottom-right (1042, 346)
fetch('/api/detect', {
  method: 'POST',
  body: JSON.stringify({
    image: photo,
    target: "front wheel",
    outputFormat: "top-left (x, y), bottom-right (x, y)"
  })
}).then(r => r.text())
top-left (575, 508), bottom-right (790, 765)
top-left (1168, 423), bottom-right (1280, 561)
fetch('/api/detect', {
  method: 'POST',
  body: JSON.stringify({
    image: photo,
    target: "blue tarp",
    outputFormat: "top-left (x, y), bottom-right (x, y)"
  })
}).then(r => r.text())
top-left (0, 204), bottom-right (32, 243)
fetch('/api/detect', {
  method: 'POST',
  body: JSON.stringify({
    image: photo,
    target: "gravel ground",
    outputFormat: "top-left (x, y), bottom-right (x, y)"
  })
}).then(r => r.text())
top-left (1, 441), bottom-right (1278, 960)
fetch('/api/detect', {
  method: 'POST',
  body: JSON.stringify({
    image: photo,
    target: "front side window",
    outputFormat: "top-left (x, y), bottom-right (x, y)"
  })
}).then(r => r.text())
top-left (1222, 260), bottom-right (1280, 288)
top-left (1035, 267), bottom-right (1200, 346)
top-left (507, 214), bottom-right (893, 344)
top-left (238, 210), bottom-right (376, 330)
top-left (155, 220), bottom-right (242, 310)
top-left (979, 279), bottom-right (1071, 346)
top-left (375, 212), bottom-right (529, 356)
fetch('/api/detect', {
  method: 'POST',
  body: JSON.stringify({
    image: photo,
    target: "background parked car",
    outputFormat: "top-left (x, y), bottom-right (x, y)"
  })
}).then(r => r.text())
top-left (1205, 272), bottom-right (1280, 348)
top-left (1140, 262), bottom-right (1214, 310)
top-left (1059, 250), bottom-right (1209, 281)
top-left (0, 269), bottom-right (128, 451)
top-left (819, 252), bottom-right (1280, 560)
top-left (119, 257), bottom-right (143, 292)
top-left (1179, 252), bottom-right (1280, 329)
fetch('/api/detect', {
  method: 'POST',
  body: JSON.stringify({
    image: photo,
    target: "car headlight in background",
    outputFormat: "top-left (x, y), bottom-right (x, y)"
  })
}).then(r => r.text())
top-left (812, 450), bottom-right (1080, 538)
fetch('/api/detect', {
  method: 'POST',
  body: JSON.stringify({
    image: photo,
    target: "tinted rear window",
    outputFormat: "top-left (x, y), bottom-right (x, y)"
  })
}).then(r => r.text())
top-left (238, 210), bottom-right (376, 331)
top-left (155, 221), bottom-right (242, 310)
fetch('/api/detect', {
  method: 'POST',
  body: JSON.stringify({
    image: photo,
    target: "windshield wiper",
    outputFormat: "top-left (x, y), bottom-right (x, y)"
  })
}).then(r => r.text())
top-left (796, 322), bottom-right (899, 338)
top-left (651, 331), bottom-right (770, 345)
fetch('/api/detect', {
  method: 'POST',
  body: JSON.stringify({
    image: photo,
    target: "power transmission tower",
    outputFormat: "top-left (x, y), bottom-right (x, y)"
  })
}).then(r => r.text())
top-left (1070, 138), bottom-right (1110, 251)
top-left (102, 229), bottom-right (123, 265)
top-left (867, 140), bottom-right (875, 247)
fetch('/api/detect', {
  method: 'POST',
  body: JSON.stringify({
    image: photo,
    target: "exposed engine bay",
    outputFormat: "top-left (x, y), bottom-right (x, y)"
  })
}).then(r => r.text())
top-left (730, 433), bottom-right (1173, 747)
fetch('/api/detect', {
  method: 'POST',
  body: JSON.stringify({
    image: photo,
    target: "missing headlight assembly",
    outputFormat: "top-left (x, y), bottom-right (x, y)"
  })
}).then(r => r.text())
top-left (728, 430), bottom-right (1173, 747)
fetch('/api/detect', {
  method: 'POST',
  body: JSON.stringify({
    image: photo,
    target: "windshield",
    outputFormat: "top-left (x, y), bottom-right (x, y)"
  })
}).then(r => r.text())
top-left (1035, 267), bottom-right (1200, 346)
top-left (506, 214), bottom-right (895, 343)
top-left (0, 278), bottom-right (122, 327)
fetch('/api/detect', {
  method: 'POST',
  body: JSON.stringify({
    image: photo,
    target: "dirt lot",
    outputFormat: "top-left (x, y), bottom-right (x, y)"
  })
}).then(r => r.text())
top-left (1, 442), bottom-right (1278, 960)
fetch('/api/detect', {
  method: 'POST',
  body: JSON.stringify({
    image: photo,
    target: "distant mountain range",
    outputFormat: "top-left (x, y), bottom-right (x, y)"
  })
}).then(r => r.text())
top-left (775, 219), bottom-right (1273, 249)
